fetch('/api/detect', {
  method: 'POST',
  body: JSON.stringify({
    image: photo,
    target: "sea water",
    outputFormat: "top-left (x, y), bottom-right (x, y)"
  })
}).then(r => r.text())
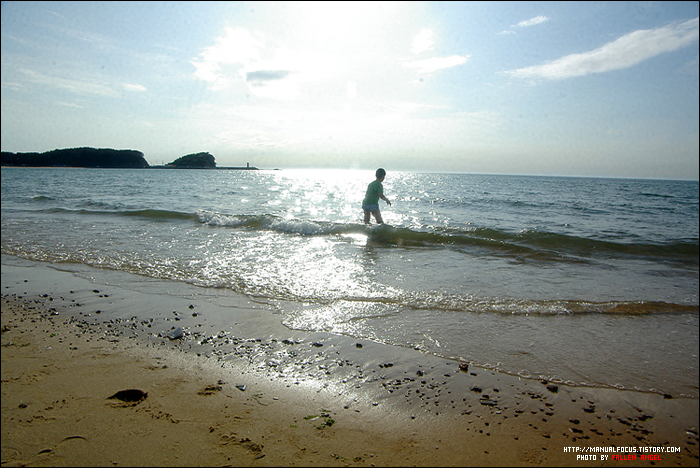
top-left (1, 167), bottom-right (698, 397)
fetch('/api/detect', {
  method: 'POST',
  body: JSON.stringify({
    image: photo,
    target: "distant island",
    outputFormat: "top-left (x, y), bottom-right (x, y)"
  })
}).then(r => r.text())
top-left (1, 147), bottom-right (258, 170)
top-left (165, 152), bottom-right (216, 168)
top-left (1, 148), bottom-right (149, 168)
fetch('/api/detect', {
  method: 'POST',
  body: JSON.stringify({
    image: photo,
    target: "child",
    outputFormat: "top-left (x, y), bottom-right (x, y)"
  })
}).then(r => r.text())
top-left (362, 168), bottom-right (391, 224)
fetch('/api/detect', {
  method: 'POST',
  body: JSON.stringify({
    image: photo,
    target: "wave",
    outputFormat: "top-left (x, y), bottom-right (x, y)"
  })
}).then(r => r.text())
top-left (4, 234), bottom-right (696, 317)
top-left (285, 296), bottom-right (699, 323)
top-left (30, 195), bottom-right (54, 202)
top-left (29, 206), bottom-right (698, 266)
top-left (401, 295), bottom-right (699, 316)
top-left (120, 209), bottom-right (197, 221)
top-left (192, 210), bottom-right (698, 266)
top-left (37, 207), bottom-right (199, 222)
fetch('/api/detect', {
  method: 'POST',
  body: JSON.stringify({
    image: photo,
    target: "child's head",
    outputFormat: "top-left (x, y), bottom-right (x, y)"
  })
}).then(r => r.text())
top-left (375, 168), bottom-right (386, 180)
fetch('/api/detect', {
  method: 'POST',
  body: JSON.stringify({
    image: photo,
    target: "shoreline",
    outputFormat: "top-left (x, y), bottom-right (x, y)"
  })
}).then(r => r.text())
top-left (2, 257), bottom-right (698, 466)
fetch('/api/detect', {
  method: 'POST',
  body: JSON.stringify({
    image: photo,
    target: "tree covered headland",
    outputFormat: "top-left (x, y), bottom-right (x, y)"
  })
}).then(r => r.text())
top-left (1, 148), bottom-right (254, 169)
top-left (1, 147), bottom-right (149, 168)
top-left (167, 152), bottom-right (216, 168)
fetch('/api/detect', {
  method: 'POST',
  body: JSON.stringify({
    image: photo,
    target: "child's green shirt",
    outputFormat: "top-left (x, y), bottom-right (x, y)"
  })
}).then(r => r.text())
top-left (363, 180), bottom-right (383, 205)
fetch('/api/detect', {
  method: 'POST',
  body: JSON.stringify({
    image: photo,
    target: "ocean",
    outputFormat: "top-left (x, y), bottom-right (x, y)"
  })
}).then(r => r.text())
top-left (1, 167), bottom-right (698, 398)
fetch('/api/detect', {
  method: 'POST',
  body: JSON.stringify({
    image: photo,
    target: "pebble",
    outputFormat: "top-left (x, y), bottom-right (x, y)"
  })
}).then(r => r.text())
top-left (166, 327), bottom-right (184, 340)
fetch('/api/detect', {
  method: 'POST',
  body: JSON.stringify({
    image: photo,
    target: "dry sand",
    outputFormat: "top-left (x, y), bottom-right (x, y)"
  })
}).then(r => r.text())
top-left (2, 259), bottom-right (698, 466)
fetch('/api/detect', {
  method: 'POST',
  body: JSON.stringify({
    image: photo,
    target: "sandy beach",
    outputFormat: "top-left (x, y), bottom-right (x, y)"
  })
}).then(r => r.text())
top-left (2, 259), bottom-right (698, 467)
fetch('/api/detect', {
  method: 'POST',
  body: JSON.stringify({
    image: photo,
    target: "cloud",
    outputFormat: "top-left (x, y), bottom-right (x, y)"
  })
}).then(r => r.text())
top-left (1, 81), bottom-right (24, 91)
top-left (55, 101), bottom-right (84, 108)
top-left (500, 15), bottom-right (550, 35)
top-left (191, 27), bottom-right (335, 99)
top-left (45, 10), bottom-right (66, 20)
top-left (411, 29), bottom-right (435, 54)
top-left (191, 27), bottom-right (263, 90)
top-left (503, 18), bottom-right (699, 80)
top-left (123, 83), bottom-right (147, 92)
top-left (514, 16), bottom-right (550, 28)
top-left (245, 70), bottom-right (292, 86)
top-left (5, 34), bottom-right (26, 44)
top-left (17, 68), bottom-right (119, 97)
top-left (403, 55), bottom-right (469, 74)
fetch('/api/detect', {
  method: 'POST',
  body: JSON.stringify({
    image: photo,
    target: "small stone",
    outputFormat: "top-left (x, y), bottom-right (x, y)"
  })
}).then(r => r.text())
top-left (166, 327), bottom-right (184, 340)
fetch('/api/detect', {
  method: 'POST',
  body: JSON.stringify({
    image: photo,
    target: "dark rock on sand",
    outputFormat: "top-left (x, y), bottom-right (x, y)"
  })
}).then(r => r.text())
top-left (198, 385), bottom-right (223, 396)
top-left (108, 389), bottom-right (148, 403)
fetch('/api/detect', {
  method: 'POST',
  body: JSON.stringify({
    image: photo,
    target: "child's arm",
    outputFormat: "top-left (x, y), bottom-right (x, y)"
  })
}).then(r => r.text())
top-left (380, 193), bottom-right (391, 206)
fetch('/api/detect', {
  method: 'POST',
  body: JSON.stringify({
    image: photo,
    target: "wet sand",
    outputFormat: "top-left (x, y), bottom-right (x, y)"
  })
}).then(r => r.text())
top-left (2, 258), bottom-right (698, 466)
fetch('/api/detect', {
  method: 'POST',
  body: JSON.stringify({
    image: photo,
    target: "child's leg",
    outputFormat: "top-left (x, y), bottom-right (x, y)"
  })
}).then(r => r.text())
top-left (363, 209), bottom-right (371, 224)
top-left (372, 210), bottom-right (384, 224)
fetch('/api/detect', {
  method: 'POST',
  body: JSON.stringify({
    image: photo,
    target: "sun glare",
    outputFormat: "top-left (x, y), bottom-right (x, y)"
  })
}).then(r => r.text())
top-left (299, 1), bottom-right (390, 39)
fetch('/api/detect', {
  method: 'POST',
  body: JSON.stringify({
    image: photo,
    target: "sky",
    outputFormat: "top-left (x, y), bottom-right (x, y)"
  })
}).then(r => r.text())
top-left (1, 1), bottom-right (698, 179)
